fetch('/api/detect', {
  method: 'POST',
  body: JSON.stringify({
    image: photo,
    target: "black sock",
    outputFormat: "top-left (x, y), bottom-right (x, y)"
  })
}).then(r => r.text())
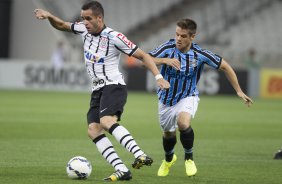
top-left (180, 127), bottom-right (194, 160)
top-left (163, 136), bottom-right (177, 162)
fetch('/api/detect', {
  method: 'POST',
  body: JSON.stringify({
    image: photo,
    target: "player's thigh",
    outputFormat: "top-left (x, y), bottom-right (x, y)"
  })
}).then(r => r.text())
top-left (176, 96), bottom-right (199, 119)
top-left (158, 102), bottom-right (178, 132)
top-left (177, 112), bottom-right (192, 129)
top-left (100, 116), bottom-right (118, 130)
top-left (176, 96), bottom-right (200, 127)
top-left (87, 90), bottom-right (102, 124)
top-left (99, 84), bottom-right (127, 121)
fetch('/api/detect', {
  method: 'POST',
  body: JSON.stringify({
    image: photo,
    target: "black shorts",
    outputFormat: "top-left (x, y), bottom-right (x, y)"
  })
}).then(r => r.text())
top-left (87, 84), bottom-right (127, 124)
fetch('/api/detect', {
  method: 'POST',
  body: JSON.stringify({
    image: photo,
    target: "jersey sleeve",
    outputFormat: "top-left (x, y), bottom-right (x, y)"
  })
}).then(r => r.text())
top-left (70, 22), bottom-right (87, 34)
top-left (198, 49), bottom-right (222, 69)
top-left (149, 39), bottom-right (175, 58)
top-left (113, 32), bottom-right (138, 56)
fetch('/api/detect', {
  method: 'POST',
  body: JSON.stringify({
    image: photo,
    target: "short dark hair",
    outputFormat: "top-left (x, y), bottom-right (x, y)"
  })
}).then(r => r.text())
top-left (82, 1), bottom-right (104, 17)
top-left (176, 18), bottom-right (197, 35)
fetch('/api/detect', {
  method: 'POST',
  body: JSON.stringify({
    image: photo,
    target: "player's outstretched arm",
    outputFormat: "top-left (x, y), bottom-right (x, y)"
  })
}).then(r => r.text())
top-left (151, 57), bottom-right (180, 70)
top-left (34, 9), bottom-right (71, 32)
top-left (219, 59), bottom-right (253, 107)
top-left (132, 49), bottom-right (170, 89)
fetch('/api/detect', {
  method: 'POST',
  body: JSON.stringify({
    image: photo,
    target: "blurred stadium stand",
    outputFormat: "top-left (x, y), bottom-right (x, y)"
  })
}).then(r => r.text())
top-left (138, 0), bottom-right (282, 68)
top-left (39, 0), bottom-right (182, 34)
top-left (3, 0), bottom-right (282, 68)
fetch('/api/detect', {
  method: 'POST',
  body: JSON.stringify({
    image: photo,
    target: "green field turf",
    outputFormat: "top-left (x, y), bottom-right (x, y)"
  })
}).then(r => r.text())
top-left (0, 90), bottom-right (281, 184)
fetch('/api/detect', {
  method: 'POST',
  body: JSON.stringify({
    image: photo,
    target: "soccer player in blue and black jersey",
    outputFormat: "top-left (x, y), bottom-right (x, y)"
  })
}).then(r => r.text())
top-left (149, 18), bottom-right (253, 177)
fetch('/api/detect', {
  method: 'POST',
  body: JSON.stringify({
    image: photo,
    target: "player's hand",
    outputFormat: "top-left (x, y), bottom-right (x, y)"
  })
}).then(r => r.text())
top-left (237, 91), bottom-right (253, 107)
top-left (34, 9), bottom-right (50, 20)
top-left (157, 78), bottom-right (170, 89)
top-left (164, 58), bottom-right (180, 70)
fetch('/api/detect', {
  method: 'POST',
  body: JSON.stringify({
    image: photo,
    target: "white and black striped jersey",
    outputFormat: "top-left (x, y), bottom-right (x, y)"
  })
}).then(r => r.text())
top-left (71, 22), bottom-right (138, 91)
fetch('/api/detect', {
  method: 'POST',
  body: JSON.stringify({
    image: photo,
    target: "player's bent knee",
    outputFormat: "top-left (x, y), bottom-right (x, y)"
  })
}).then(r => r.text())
top-left (177, 119), bottom-right (191, 130)
top-left (100, 116), bottom-right (118, 130)
top-left (163, 131), bottom-right (176, 138)
top-left (87, 123), bottom-right (103, 140)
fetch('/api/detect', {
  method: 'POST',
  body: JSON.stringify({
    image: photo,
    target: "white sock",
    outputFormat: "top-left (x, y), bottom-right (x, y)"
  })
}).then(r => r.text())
top-left (93, 134), bottom-right (128, 172)
top-left (110, 124), bottom-right (145, 158)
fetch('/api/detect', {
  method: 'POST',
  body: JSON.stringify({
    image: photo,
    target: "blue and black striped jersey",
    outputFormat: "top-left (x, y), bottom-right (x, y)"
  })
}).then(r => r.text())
top-left (149, 39), bottom-right (222, 106)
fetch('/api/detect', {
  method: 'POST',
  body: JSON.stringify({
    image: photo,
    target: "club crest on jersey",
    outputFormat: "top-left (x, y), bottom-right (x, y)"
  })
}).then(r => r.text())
top-left (100, 37), bottom-right (109, 49)
top-left (189, 59), bottom-right (197, 67)
top-left (84, 51), bottom-right (104, 64)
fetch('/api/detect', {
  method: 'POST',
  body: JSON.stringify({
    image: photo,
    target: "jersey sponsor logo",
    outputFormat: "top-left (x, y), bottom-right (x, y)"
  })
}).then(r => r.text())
top-left (166, 68), bottom-right (193, 80)
top-left (93, 79), bottom-right (105, 86)
top-left (117, 33), bottom-right (134, 48)
top-left (84, 51), bottom-right (104, 64)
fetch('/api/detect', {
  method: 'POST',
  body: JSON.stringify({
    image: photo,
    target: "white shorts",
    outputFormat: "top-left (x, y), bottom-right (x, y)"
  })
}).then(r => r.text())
top-left (158, 96), bottom-right (200, 132)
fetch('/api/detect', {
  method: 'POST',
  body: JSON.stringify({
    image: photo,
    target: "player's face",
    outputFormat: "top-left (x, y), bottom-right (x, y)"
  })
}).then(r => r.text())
top-left (81, 9), bottom-right (103, 34)
top-left (175, 26), bottom-right (195, 53)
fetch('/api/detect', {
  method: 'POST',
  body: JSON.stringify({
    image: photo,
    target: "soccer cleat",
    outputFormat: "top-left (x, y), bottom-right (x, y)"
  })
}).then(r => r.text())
top-left (274, 149), bottom-right (282, 159)
top-left (103, 170), bottom-right (132, 182)
top-left (132, 155), bottom-right (153, 169)
top-left (185, 159), bottom-right (197, 176)
top-left (157, 154), bottom-right (177, 176)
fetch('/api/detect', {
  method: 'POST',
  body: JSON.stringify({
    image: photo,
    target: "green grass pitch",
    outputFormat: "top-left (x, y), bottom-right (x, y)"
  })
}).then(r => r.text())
top-left (0, 90), bottom-right (281, 184)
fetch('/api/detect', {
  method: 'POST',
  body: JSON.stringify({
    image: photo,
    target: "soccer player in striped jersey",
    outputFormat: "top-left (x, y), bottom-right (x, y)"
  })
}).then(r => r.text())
top-left (149, 18), bottom-right (253, 177)
top-left (34, 1), bottom-right (170, 181)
